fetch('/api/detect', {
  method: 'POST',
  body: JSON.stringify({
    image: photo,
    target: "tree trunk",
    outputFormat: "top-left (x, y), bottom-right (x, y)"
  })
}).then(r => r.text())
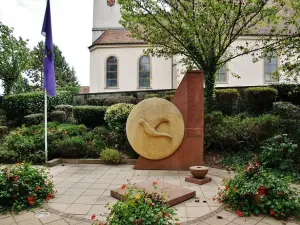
top-left (203, 69), bottom-right (217, 113)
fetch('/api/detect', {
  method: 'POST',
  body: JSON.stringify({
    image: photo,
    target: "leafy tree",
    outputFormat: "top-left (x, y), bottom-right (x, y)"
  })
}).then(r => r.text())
top-left (28, 41), bottom-right (79, 88)
top-left (0, 22), bottom-right (30, 95)
top-left (118, 0), bottom-right (300, 109)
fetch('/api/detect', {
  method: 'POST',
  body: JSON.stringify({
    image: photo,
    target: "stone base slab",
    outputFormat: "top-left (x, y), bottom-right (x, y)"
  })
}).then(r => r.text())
top-left (111, 181), bottom-right (195, 206)
top-left (185, 176), bottom-right (212, 185)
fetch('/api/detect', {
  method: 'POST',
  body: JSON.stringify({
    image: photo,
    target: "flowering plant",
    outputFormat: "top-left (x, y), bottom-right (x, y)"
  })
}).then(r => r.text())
top-left (0, 163), bottom-right (54, 212)
top-left (91, 181), bottom-right (179, 225)
top-left (215, 162), bottom-right (300, 218)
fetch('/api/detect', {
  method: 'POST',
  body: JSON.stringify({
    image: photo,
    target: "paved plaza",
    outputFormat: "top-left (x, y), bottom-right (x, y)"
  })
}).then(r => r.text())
top-left (0, 164), bottom-right (299, 225)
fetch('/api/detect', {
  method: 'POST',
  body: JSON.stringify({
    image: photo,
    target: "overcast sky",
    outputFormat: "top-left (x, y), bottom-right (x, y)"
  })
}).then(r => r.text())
top-left (0, 0), bottom-right (93, 93)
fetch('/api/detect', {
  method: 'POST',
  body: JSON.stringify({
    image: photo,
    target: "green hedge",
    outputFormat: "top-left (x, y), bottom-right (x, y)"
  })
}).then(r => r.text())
top-left (144, 93), bottom-right (160, 99)
top-left (73, 106), bottom-right (108, 128)
top-left (272, 84), bottom-right (300, 105)
top-left (215, 89), bottom-right (239, 115)
top-left (0, 126), bottom-right (8, 139)
top-left (0, 123), bottom-right (105, 164)
top-left (2, 91), bottom-right (72, 123)
top-left (54, 105), bottom-right (73, 118)
top-left (24, 113), bottom-right (44, 126)
top-left (87, 96), bottom-right (137, 106)
top-left (243, 87), bottom-right (277, 114)
top-left (205, 113), bottom-right (280, 152)
top-left (50, 111), bottom-right (67, 123)
top-left (272, 102), bottom-right (300, 120)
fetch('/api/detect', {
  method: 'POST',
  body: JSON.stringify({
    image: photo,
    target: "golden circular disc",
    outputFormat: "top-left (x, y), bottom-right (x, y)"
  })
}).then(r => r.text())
top-left (126, 98), bottom-right (184, 160)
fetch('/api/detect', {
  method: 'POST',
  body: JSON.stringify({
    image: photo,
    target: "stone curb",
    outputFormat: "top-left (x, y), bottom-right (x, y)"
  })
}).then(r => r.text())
top-left (46, 158), bottom-right (137, 167)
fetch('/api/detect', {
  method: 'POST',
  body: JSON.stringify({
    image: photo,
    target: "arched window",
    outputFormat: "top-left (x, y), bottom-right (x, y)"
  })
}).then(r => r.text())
top-left (139, 56), bottom-right (151, 88)
top-left (106, 56), bottom-right (118, 88)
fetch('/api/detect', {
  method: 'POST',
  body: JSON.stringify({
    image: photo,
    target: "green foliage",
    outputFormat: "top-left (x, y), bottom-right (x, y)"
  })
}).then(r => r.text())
top-left (260, 134), bottom-right (298, 172)
top-left (27, 41), bottom-right (78, 88)
top-left (104, 103), bottom-right (137, 157)
top-left (217, 165), bottom-right (300, 218)
top-left (0, 126), bottom-right (8, 139)
top-left (54, 105), bottom-right (73, 118)
top-left (92, 126), bottom-right (119, 149)
top-left (2, 91), bottom-right (72, 123)
top-left (0, 123), bottom-right (104, 164)
top-left (205, 113), bottom-right (280, 152)
top-left (73, 106), bottom-right (108, 128)
top-left (144, 93), bottom-right (160, 99)
top-left (272, 84), bottom-right (300, 105)
top-left (220, 151), bottom-right (256, 171)
top-left (272, 101), bottom-right (300, 120)
top-left (57, 86), bottom-right (80, 95)
top-left (0, 163), bottom-right (54, 212)
top-left (50, 111), bottom-right (67, 123)
top-left (100, 182), bottom-right (178, 225)
top-left (244, 87), bottom-right (278, 114)
top-left (100, 148), bottom-right (127, 165)
top-left (24, 113), bottom-right (44, 126)
top-left (87, 96), bottom-right (137, 106)
top-left (164, 90), bottom-right (176, 101)
top-left (215, 89), bottom-right (239, 115)
top-left (0, 22), bottom-right (30, 95)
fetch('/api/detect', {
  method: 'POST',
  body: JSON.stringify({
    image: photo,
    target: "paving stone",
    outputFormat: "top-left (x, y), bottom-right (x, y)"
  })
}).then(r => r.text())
top-left (260, 217), bottom-right (284, 225)
top-left (0, 216), bottom-right (16, 225)
top-left (205, 216), bottom-right (231, 225)
top-left (95, 178), bottom-right (114, 184)
top-left (174, 206), bottom-right (187, 218)
top-left (63, 218), bottom-right (82, 225)
top-left (63, 188), bottom-right (87, 196)
top-left (233, 217), bottom-right (258, 225)
top-left (0, 213), bottom-right (11, 219)
top-left (64, 178), bottom-right (83, 183)
top-left (74, 195), bottom-right (99, 204)
top-left (95, 196), bottom-right (118, 205)
top-left (186, 206), bottom-right (211, 218)
top-left (14, 212), bottom-right (35, 223)
top-left (88, 205), bottom-right (110, 216)
top-left (54, 195), bottom-right (79, 204)
top-left (65, 204), bottom-right (93, 214)
top-left (17, 218), bottom-right (42, 225)
top-left (45, 219), bottom-right (69, 225)
top-left (216, 210), bottom-right (238, 221)
top-left (80, 178), bottom-right (98, 184)
top-left (49, 203), bottom-right (71, 212)
top-left (56, 187), bottom-right (68, 195)
top-left (82, 189), bottom-right (105, 196)
top-left (39, 213), bottom-right (61, 224)
top-left (55, 183), bottom-right (76, 188)
top-left (89, 183), bottom-right (110, 189)
top-left (72, 183), bottom-right (93, 189)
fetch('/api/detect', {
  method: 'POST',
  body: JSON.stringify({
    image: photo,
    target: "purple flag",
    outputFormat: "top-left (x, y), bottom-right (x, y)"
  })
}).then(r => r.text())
top-left (42, 0), bottom-right (56, 96)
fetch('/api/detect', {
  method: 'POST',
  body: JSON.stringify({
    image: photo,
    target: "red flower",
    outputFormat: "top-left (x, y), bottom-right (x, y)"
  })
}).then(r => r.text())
top-left (12, 176), bottom-right (19, 182)
top-left (277, 190), bottom-right (281, 195)
top-left (255, 162), bottom-right (261, 167)
top-left (46, 194), bottom-right (52, 201)
top-left (176, 223), bottom-right (180, 225)
top-left (153, 181), bottom-right (158, 185)
top-left (233, 188), bottom-right (237, 193)
top-left (36, 186), bottom-right (41, 191)
top-left (236, 210), bottom-right (243, 217)
top-left (27, 196), bottom-right (34, 205)
top-left (164, 213), bottom-right (170, 217)
top-left (270, 210), bottom-right (276, 216)
top-left (212, 198), bottom-right (216, 201)
top-left (91, 214), bottom-right (96, 220)
top-left (222, 178), bottom-right (225, 182)
top-left (121, 184), bottom-right (126, 189)
top-left (28, 200), bottom-right (34, 205)
top-left (218, 187), bottom-right (220, 190)
top-left (134, 186), bottom-right (138, 189)
top-left (218, 193), bottom-right (221, 197)
top-left (219, 200), bottom-right (223, 203)
top-left (225, 186), bottom-right (229, 191)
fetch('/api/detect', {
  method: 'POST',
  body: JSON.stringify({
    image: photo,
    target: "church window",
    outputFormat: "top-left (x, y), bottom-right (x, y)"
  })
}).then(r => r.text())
top-left (106, 56), bottom-right (118, 88)
top-left (139, 56), bottom-right (151, 88)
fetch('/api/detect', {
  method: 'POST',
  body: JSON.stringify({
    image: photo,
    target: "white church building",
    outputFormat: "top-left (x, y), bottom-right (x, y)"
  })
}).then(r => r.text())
top-left (89, 0), bottom-right (280, 93)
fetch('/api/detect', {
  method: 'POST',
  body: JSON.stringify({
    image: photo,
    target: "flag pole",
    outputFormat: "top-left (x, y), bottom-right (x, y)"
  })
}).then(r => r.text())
top-left (44, 90), bottom-right (48, 163)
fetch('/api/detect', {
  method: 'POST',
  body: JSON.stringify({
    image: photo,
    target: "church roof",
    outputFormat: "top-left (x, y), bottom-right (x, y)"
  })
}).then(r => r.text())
top-left (92, 30), bottom-right (146, 47)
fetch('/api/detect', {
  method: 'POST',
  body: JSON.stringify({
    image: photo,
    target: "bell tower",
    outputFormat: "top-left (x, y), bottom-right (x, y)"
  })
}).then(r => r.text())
top-left (92, 0), bottom-right (123, 42)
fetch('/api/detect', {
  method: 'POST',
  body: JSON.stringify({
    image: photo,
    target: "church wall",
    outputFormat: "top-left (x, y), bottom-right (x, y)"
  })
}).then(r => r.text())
top-left (90, 46), bottom-right (172, 93)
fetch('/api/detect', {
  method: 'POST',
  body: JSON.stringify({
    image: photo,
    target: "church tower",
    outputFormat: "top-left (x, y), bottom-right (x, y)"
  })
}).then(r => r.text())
top-left (92, 0), bottom-right (123, 42)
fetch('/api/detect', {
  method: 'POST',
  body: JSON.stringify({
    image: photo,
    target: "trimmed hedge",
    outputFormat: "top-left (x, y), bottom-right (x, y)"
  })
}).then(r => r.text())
top-left (164, 90), bottom-right (176, 101)
top-left (54, 105), bottom-right (73, 118)
top-left (272, 102), bottom-right (300, 120)
top-left (144, 93), bottom-right (160, 99)
top-left (2, 91), bottom-right (72, 123)
top-left (50, 111), bottom-right (67, 123)
top-left (272, 84), bottom-right (300, 105)
top-left (215, 89), bottom-right (239, 115)
top-left (73, 106), bottom-right (108, 128)
top-left (24, 113), bottom-right (44, 126)
top-left (244, 87), bottom-right (277, 114)
top-left (87, 96), bottom-right (137, 106)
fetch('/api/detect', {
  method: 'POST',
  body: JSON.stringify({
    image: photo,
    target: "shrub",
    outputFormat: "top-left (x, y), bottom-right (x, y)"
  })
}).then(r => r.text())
top-left (272, 102), bottom-right (300, 120)
top-left (105, 103), bottom-right (135, 133)
top-left (54, 105), bottom-right (73, 118)
top-left (144, 93), bottom-right (160, 99)
top-left (24, 114), bottom-right (44, 126)
top-left (57, 86), bottom-right (80, 95)
top-left (100, 148), bottom-right (127, 164)
top-left (92, 126), bottom-right (119, 149)
top-left (94, 182), bottom-right (178, 225)
top-left (244, 87), bottom-right (277, 114)
top-left (272, 84), bottom-right (300, 105)
top-left (217, 165), bottom-right (300, 218)
top-left (215, 89), bottom-right (240, 115)
top-left (2, 91), bottom-right (72, 123)
top-left (50, 111), bottom-right (67, 123)
top-left (0, 163), bottom-right (54, 212)
top-left (259, 134), bottom-right (298, 172)
top-left (87, 96), bottom-right (137, 106)
top-left (53, 136), bottom-right (87, 158)
top-left (0, 126), bottom-right (8, 139)
top-left (73, 106), bottom-right (108, 128)
top-left (205, 114), bottom-right (280, 152)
